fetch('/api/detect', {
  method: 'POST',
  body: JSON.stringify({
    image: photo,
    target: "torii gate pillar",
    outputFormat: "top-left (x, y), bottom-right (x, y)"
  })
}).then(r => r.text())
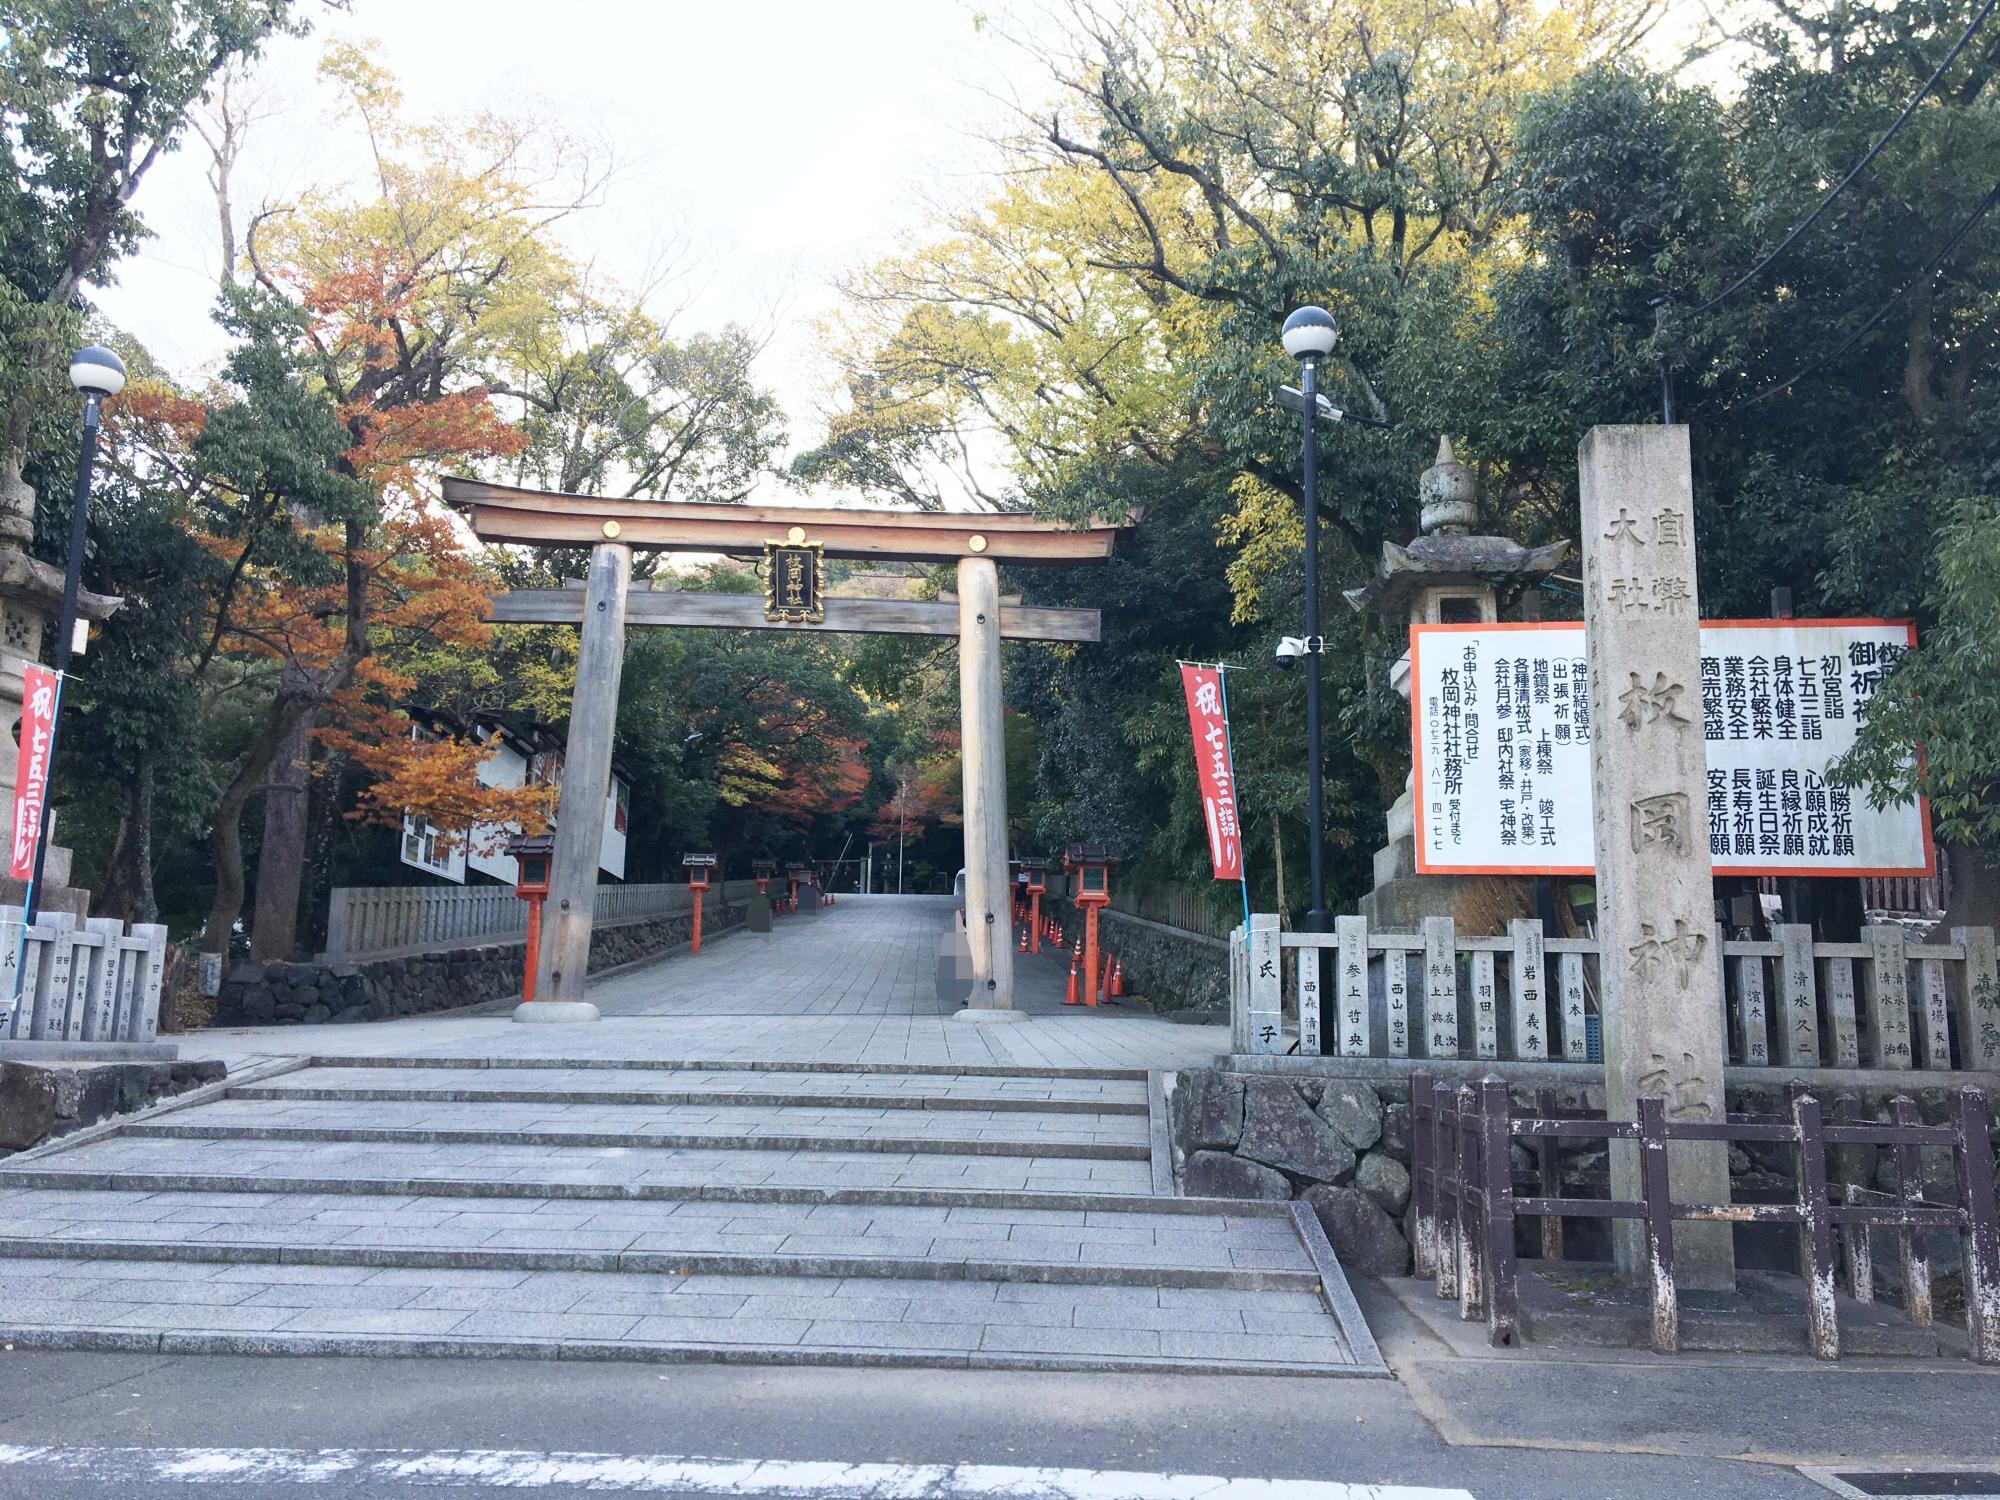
top-left (518, 539), bottom-right (631, 1023)
top-left (955, 556), bottom-right (1019, 1021)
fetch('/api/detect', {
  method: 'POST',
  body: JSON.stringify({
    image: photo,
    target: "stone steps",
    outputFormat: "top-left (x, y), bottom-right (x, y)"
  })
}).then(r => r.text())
top-left (0, 1186), bottom-right (1310, 1279)
top-left (302, 1055), bottom-right (1148, 1081)
top-left (0, 1056), bottom-right (1384, 1376)
top-left (0, 1133), bottom-right (1157, 1195)
top-left (0, 1255), bottom-right (1359, 1375)
top-left (253, 1063), bottom-right (1151, 1106)
top-left (229, 1085), bottom-right (1147, 1117)
top-left (151, 1095), bottom-right (1153, 1150)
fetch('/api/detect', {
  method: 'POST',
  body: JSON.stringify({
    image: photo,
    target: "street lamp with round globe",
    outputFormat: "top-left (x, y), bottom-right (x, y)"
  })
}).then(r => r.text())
top-left (67, 345), bottom-right (127, 400)
top-left (1280, 305), bottom-right (1338, 362)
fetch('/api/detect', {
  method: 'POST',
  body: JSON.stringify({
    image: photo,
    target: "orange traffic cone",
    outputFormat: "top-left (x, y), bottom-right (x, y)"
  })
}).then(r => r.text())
top-left (1109, 957), bottom-right (1125, 999)
top-left (1063, 944), bottom-right (1082, 1005)
top-left (1017, 922), bottom-right (1029, 953)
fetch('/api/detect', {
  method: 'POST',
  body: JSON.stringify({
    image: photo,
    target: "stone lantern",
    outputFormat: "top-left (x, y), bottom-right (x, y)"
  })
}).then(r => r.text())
top-left (1345, 438), bottom-right (1568, 931)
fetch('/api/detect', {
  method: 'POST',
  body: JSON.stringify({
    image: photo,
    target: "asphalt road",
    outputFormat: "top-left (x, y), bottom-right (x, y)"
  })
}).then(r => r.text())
top-left (0, 1342), bottom-right (1931, 1500)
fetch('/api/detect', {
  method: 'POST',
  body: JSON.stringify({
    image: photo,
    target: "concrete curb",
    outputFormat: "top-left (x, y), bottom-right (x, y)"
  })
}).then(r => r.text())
top-left (225, 1084), bottom-right (1152, 1118)
top-left (0, 1321), bottom-right (1386, 1379)
top-left (0, 1235), bottom-right (1326, 1293)
top-left (1289, 1199), bottom-right (1391, 1376)
top-left (118, 1121), bottom-right (1153, 1162)
top-left (1146, 1072), bottom-right (1176, 1198)
top-left (0, 1040), bottom-right (180, 1063)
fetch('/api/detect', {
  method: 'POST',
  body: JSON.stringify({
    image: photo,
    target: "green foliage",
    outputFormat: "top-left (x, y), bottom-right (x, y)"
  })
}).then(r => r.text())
top-left (805, 0), bottom-right (2000, 915)
top-left (0, 0), bottom-right (297, 433)
top-left (1835, 496), bottom-right (2000, 845)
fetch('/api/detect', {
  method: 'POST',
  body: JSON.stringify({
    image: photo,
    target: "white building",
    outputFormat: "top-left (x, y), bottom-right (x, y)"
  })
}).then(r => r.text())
top-left (398, 708), bottom-right (629, 885)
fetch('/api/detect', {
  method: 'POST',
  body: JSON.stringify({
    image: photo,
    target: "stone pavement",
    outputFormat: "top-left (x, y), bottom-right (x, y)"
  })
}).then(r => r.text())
top-left (178, 895), bottom-right (1227, 1074)
top-left (0, 897), bottom-right (1384, 1376)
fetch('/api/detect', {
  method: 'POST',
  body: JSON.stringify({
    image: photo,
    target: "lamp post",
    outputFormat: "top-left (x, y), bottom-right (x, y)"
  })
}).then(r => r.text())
top-left (21, 345), bottom-right (126, 927)
top-left (1278, 307), bottom-right (1337, 942)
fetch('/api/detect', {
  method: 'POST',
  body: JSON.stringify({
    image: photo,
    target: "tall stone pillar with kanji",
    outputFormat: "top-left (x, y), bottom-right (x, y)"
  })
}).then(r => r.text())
top-left (1580, 424), bottom-right (1734, 1290)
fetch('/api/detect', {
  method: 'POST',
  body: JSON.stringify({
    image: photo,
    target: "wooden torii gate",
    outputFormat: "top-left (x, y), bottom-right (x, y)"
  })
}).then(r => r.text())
top-left (443, 477), bottom-right (1125, 1024)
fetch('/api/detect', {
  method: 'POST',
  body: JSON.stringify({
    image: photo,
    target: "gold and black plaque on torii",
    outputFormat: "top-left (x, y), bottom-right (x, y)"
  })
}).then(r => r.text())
top-left (764, 526), bottom-right (824, 624)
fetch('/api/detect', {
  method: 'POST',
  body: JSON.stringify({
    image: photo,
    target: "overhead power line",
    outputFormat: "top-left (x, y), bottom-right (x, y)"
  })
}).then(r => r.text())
top-left (1720, 174), bottom-right (2000, 412)
top-left (1692, 0), bottom-right (1998, 319)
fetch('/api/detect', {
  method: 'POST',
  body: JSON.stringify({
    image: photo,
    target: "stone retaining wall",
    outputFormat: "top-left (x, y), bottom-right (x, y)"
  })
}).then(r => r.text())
top-left (1042, 902), bottom-right (1228, 1016)
top-left (0, 1059), bottom-right (226, 1154)
top-left (1168, 1067), bottom-right (2000, 1286)
top-left (1101, 910), bottom-right (1227, 1014)
top-left (213, 903), bottom-right (742, 1027)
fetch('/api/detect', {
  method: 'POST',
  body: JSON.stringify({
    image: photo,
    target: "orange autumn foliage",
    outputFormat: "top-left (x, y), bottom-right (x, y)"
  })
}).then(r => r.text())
top-left (765, 733), bottom-right (870, 829)
top-left (110, 352), bottom-right (543, 846)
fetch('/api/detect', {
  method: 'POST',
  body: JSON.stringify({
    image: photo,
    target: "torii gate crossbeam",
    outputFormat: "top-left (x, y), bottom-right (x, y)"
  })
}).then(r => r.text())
top-left (443, 477), bottom-right (1127, 1025)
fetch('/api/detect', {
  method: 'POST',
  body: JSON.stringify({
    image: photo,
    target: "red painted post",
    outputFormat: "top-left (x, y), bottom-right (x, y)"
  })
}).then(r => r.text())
top-left (683, 855), bottom-right (716, 956)
top-left (1088, 904), bottom-right (1104, 1012)
top-left (506, 834), bottom-right (556, 1006)
top-left (1061, 844), bottom-right (1117, 1012)
top-left (520, 892), bottom-right (543, 1003)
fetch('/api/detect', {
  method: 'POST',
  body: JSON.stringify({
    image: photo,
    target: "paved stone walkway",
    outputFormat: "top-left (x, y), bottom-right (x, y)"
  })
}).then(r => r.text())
top-left (0, 898), bottom-right (1381, 1375)
top-left (179, 895), bottom-right (1228, 1073)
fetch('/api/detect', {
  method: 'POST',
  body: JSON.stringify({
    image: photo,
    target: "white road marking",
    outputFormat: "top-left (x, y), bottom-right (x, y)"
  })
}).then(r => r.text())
top-left (0, 1445), bottom-right (1474, 1499)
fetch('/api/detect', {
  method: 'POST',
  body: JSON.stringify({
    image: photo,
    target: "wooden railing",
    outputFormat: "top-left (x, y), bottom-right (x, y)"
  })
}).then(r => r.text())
top-left (0, 908), bottom-right (168, 1046)
top-left (322, 879), bottom-right (760, 962)
top-left (1863, 873), bottom-right (1949, 917)
top-left (1411, 1071), bottom-right (2000, 1360)
top-left (1107, 883), bottom-right (1239, 942)
top-left (1230, 911), bottom-right (2000, 1075)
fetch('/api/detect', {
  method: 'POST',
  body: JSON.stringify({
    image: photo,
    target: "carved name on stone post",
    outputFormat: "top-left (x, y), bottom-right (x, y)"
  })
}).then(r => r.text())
top-left (1580, 425), bottom-right (1734, 1290)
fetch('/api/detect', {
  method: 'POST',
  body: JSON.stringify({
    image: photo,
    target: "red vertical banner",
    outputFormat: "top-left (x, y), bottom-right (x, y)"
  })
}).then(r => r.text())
top-left (9, 664), bottom-right (56, 882)
top-left (1180, 664), bottom-right (1244, 881)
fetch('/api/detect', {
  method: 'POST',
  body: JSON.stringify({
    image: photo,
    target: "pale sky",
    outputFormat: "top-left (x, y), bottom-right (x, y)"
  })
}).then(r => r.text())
top-left (91, 0), bottom-right (1041, 508)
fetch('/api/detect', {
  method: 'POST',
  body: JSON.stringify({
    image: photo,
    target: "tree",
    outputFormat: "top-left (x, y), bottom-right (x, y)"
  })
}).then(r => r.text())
top-left (217, 41), bottom-right (603, 957)
top-left (0, 0), bottom-right (299, 533)
top-left (803, 0), bottom-right (1668, 919)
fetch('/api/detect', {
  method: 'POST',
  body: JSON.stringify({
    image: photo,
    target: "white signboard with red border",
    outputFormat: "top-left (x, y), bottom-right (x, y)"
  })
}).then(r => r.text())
top-left (1410, 619), bottom-right (1931, 877)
